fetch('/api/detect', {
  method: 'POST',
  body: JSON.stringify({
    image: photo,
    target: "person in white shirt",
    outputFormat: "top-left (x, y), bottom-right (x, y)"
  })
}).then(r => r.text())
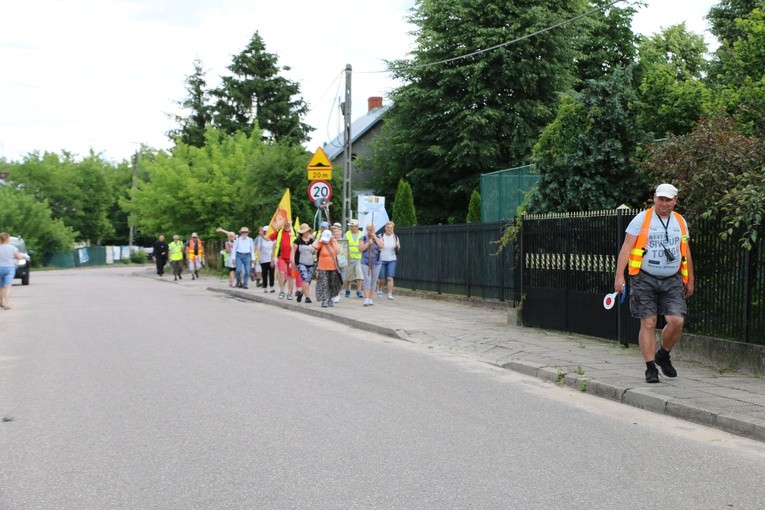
top-left (0, 232), bottom-right (28, 310)
top-left (258, 226), bottom-right (275, 293)
top-left (378, 221), bottom-right (401, 300)
top-left (232, 227), bottom-right (255, 289)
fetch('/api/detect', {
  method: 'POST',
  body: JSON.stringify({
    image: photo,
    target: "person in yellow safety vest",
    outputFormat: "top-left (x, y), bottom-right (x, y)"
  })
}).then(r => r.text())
top-left (342, 219), bottom-right (365, 298)
top-left (185, 232), bottom-right (205, 280)
top-left (168, 235), bottom-right (185, 281)
top-left (615, 183), bottom-right (695, 384)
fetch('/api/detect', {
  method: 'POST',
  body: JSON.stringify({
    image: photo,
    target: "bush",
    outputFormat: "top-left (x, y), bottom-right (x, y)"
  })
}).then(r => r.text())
top-left (129, 250), bottom-right (148, 264)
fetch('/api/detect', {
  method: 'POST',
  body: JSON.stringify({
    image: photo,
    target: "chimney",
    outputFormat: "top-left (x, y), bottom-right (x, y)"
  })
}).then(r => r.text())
top-left (368, 96), bottom-right (383, 112)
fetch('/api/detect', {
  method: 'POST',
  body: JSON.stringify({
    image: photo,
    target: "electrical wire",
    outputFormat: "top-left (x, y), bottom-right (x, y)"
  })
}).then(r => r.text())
top-left (357, 0), bottom-right (627, 75)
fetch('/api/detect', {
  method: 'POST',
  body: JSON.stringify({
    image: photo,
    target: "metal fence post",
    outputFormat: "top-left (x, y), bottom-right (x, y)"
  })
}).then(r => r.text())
top-left (437, 223), bottom-right (442, 294)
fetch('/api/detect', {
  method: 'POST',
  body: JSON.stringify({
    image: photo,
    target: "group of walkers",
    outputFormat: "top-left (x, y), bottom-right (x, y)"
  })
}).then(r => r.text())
top-left (214, 219), bottom-right (400, 308)
top-left (150, 219), bottom-right (401, 308)
top-left (151, 233), bottom-right (206, 281)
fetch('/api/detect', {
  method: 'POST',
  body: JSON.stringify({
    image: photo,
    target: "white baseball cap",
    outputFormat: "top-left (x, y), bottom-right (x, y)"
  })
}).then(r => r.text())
top-left (655, 183), bottom-right (678, 199)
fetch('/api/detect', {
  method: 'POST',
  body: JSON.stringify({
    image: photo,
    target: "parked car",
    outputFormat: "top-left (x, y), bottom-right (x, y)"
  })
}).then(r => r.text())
top-left (10, 236), bottom-right (30, 285)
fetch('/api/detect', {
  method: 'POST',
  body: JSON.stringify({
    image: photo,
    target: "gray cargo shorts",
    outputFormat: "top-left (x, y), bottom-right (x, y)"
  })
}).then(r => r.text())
top-left (629, 271), bottom-right (687, 319)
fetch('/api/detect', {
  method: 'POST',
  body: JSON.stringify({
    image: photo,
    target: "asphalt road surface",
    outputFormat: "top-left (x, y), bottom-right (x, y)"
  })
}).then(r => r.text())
top-left (1, 267), bottom-right (764, 509)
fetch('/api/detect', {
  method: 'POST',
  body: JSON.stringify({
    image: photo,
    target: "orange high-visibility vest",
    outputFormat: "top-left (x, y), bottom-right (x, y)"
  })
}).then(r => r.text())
top-left (628, 207), bottom-right (689, 282)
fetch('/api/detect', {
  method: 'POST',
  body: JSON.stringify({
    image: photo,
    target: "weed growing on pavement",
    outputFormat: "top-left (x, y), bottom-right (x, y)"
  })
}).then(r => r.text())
top-left (579, 381), bottom-right (588, 392)
top-left (2, 416), bottom-right (14, 422)
top-left (556, 371), bottom-right (565, 383)
top-left (575, 365), bottom-right (585, 375)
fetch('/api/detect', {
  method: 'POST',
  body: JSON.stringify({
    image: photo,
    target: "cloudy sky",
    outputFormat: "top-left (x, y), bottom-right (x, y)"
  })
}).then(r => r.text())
top-left (1, 0), bottom-right (719, 163)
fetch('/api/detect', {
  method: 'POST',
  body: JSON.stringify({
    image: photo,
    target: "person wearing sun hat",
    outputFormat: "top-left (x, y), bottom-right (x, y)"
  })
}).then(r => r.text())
top-left (291, 223), bottom-right (316, 303)
top-left (231, 226), bottom-right (255, 289)
top-left (614, 183), bottom-right (694, 384)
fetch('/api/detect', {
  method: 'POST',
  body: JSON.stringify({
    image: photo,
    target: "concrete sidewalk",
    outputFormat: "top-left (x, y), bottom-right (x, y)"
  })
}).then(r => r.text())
top-left (151, 268), bottom-right (765, 442)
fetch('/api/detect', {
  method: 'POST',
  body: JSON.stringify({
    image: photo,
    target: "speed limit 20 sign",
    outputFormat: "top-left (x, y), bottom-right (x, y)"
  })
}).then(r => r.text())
top-left (308, 180), bottom-right (332, 203)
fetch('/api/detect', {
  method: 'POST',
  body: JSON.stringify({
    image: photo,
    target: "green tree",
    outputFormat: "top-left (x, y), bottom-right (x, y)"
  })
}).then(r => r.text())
top-left (708, 8), bottom-right (765, 138)
top-left (169, 59), bottom-right (212, 148)
top-left (372, 0), bottom-right (586, 224)
top-left (125, 127), bottom-right (311, 237)
top-left (0, 186), bottom-right (75, 263)
top-left (640, 115), bottom-right (765, 227)
top-left (466, 189), bottom-right (481, 223)
top-left (7, 151), bottom-right (116, 244)
top-left (392, 179), bottom-right (417, 227)
top-left (707, 0), bottom-right (764, 44)
top-left (526, 66), bottom-right (648, 212)
top-left (573, 0), bottom-right (639, 85)
top-left (210, 32), bottom-right (312, 145)
top-left (635, 24), bottom-right (712, 137)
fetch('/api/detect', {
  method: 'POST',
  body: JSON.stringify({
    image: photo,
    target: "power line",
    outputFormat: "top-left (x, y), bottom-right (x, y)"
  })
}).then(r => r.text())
top-left (358, 0), bottom-right (627, 75)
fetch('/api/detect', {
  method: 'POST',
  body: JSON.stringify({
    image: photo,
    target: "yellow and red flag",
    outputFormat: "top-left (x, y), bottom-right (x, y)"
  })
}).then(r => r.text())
top-left (266, 189), bottom-right (292, 236)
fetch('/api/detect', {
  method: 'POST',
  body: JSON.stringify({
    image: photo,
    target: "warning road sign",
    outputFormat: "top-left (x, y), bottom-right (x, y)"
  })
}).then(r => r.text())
top-left (306, 147), bottom-right (333, 171)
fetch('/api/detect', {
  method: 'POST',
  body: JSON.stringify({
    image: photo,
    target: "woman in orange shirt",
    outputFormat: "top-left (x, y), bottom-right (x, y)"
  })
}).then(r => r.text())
top-left (312, 230), bottom-right (343, 308)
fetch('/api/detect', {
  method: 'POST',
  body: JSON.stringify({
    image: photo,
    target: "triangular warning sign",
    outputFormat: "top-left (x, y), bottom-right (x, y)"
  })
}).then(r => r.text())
top-left (307, 147), bottom-right (333, 170)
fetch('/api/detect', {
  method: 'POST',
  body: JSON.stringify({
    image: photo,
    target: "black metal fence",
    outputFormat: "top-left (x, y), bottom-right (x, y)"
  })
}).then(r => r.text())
top-left (520, 209), bottom-right (765, 346)
top-left (395, 222), bottom-right (519, 304)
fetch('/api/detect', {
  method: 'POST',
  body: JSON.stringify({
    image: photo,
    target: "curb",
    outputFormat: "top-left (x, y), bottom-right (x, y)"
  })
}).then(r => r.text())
top-left (207, 287), bottom-right (401, 339)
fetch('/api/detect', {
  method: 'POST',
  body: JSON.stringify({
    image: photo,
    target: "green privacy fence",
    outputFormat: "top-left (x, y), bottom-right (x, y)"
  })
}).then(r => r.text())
top-left (44, 246), bottom-right (136, 268)
top-left (480, 165), bottom-right (540, 221)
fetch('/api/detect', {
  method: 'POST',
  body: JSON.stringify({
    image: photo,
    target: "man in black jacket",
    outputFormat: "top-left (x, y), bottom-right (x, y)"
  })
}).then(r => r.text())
top-left (152, 235), bottom-right (169, 276)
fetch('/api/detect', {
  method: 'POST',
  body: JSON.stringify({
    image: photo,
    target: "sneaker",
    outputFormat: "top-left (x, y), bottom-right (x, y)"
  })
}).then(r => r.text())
top-left (376, 289), bottom-right (382, 297)
top-left (296, 293), bottom-right (303, 303)
top-left (387, 294), bottom-right (394, 300)
top-left (305, 297), bottom-right (312, 304)
top-left (363, 299), bottom-right (371, 307)
top-left (269, 288), bottom-right (275, 293)
top-left (655, 349), bottom-right (678, 378)
top-left (191, 274), bottom-right (196, 280)
top-left (356, 291), bottom-right (364, 298)
top-left (321, 300), bottom-right (328, 308)
top-left (242, 285), bottom-right (248, 289)
top-left (229, 282), bottom-right (235, 288)
top-left (278, 292), bottom-right (285, 299)
top-left (332, 296), bottom-right (340, 303)
top-left (264, 288), bottom-right (269, 293)
top-left (645, 365), bottom-right (660, 383)
top-left (345, 290), bottom-right (351, 298)
top-left (178, 274), bottom-right (182, 280)
top-left (286, 293), bottom-right (293, 301)
top-left (327, 300), bottom-right (334, 307)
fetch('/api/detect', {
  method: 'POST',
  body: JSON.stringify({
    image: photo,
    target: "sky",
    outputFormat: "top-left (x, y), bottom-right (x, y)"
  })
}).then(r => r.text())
top-left (1, 0), bottom-right (720, 164)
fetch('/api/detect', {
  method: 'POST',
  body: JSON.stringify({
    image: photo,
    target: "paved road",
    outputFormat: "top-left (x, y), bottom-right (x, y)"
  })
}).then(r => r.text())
top-left (1, 267), bottom-right (764, 509)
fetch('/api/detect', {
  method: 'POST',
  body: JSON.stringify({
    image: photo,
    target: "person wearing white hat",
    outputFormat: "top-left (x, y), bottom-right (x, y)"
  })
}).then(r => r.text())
top-left (614, 183), bottom-right (695, 383)
top-left (185, 232), bottom-right (205, 280)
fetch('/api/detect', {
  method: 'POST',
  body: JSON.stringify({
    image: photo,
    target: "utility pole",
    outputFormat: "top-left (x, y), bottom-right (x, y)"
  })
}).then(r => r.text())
top-left (128, 150), bottom-right (138, 249)
top-left (342, 64), bottom-right (352, 231)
